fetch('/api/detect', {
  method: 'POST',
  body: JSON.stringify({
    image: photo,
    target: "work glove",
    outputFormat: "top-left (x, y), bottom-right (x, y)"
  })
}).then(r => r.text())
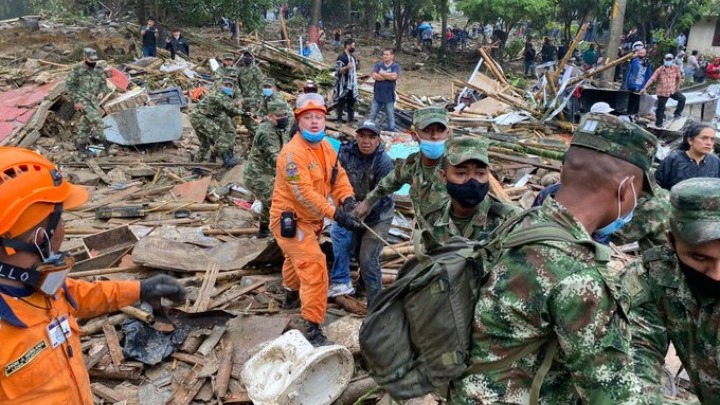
top-left (140, 275), bottom-right (186, 304)
top-left (333, 208), bottom-right (363, 231)
top-left (342, 197), bottom-right (358, 213)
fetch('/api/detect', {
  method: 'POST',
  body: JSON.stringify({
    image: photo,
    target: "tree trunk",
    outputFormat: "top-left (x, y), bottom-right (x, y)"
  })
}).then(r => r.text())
top-left (394, 2), bottom-right (403, 51)
top-left (309, 0), bottom-right (321, 43)
top-left (345, 0), bottom-right (352, 24)
top-left (603, 0), bottom-right (628, 80)
top-left (440, 0), bottom-right (447, 50)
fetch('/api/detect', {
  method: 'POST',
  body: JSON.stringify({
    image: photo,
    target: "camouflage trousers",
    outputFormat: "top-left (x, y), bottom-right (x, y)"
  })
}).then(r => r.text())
top-left (190, 114), bottom-right (236, 161)
top-left (244, 173), bottom-right (274, 222)
top-left (76, 106), bottom-right (106, 144)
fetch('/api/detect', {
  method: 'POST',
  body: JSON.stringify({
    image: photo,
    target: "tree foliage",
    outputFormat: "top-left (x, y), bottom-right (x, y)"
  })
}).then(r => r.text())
top-left (624, 0), bottom-right (712, 40)
top-left (459, 0), bottom-right (553, 34)
top-left (0, 0), bottom-right (35, 19)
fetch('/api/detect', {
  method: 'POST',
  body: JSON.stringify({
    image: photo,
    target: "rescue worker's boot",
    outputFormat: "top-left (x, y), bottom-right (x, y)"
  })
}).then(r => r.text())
top-left (283, 289), bottom-right (300, 309)
top-left (257, 221), bottom-right (270, 239)
top-left (221, 150), bottom-right (239, 168)
top-left (102, 140), bottom-right (112, 155)
top-left (192, 147), bottom-right (208, 176)
top-left (209, 152), bottom-right (217, 163)
top-left (305, 321), bottom-right (333, 347)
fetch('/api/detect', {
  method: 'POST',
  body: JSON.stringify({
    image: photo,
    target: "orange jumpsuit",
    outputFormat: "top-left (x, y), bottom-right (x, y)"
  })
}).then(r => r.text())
top-left (0, 278), bottom-right (140, 404)
top-left (270, 135), bottom-right (354, 324)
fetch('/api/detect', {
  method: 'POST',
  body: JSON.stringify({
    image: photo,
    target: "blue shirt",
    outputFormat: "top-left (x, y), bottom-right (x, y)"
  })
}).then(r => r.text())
top-left (372, 61), bottom-right (400, 103)
top-left (655, 150), bottom-right (720, 190)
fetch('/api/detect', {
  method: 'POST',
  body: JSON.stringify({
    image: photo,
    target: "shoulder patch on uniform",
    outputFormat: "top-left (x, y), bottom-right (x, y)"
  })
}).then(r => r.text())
top-left (286, 162), bottom-right (300, 182)
top-left (5, 340), bottom-right (48, 377)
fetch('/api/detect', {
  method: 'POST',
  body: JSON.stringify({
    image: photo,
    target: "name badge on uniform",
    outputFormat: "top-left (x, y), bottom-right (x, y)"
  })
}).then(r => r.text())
top-left (47, 315), bottom-right (71, 348)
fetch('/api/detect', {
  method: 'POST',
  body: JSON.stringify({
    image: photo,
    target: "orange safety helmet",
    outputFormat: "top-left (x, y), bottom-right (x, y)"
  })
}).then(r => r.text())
top-left (294, 93), bottom-right (327, 118)
top-left (0, 147), bottom-right (88, 240)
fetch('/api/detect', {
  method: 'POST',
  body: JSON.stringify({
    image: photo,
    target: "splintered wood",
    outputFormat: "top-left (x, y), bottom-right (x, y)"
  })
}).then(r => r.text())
top-left (191, 263), bottom-right (219, 313)
top-left (102, 321), bottom-right (124, 366)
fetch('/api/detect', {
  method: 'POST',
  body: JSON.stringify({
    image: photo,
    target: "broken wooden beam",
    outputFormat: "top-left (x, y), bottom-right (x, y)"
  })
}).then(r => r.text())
top-left (102, 321), bottom-right (124, 366)
top-left (192, 263), bottom-right (219, 313)
top-left (215, 340), bottom-right (234, 399)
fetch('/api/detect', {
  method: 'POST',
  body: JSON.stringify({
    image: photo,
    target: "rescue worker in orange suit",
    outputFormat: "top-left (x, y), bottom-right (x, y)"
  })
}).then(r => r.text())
top-left (0, 147), bottom-right (186, 404)
top-left (270, 93), bottom-right (362, 346)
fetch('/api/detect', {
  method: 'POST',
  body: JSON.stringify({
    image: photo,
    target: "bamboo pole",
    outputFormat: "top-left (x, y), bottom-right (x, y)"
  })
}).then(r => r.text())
top-left (550, 22), bottom-right (590, 85)
top-left (568, 52), bottom-right (637, 86)
top-left (478, 47), bottom-right (509, 86)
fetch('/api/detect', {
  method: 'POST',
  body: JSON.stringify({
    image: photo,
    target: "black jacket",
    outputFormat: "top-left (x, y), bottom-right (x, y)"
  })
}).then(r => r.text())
top-left (655, 150), bottom-right (720, 190)
top-left (165, 36), bottom-right (190, 59)
top-left (338, 140), bottom-right (394, 225)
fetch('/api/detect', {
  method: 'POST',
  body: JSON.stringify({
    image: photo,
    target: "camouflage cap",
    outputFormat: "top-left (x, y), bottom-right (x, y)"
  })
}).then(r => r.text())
top-left (571, 113), bottom-right (658, 196)
top-left (222, 53), bottom-right (235, 60)
top-left (83, 48), bottom-right (99, 61)
top-left (262, 78), bottom-right (276, 87)
top-left (268, 100), bottom-right (288, 116)
top-left (444, 136), bottom-right (489, 166)
top-left (413, 107), bottom-right (448, 130)
top-left (670, 178), bottom-right (720, 244)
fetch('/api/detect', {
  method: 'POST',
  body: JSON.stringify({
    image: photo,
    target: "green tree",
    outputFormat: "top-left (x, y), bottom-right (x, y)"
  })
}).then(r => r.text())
top-left (459, 0), bottom-right (553, 55)
top-left (624, 0), bottom-right (712, 41)
top-left (0, 0), bottom-right (35, 19)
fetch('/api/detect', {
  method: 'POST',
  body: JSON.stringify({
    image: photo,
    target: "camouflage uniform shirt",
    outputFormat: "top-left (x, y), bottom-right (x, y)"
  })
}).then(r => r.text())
top-left (257, 92), bottom-right (293, 118)
top-left (244, 121), bottom-right (291, 209)
top-left (237, 63), bottom-right (265, 111)
top-left (66, 62), bottom-right (109, 106)
top-left (452, 197), bottom-right (641, 405)
top-left (364, 151), bottom-right (447, 230)
top-left (191, 90), bottom-right (243, 120)
top-left (431, 197), bottom-right (520, 244)
top-left (623, 245), bottom-right (720, 404)
top-left (613, 186), bottom-right (671, 250)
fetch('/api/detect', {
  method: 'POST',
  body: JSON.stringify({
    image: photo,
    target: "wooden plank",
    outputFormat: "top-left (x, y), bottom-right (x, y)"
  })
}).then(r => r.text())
top-left (208, 280), bottom-right (266, 309)
top-left (215, 339), bottom-right (234, 399)
top-left (196, 325), bottom-right (227, 357)
top-left (87, 159), bottom-right (113, 185)
top-left (171, 176), bottom-right (211, 203)
top-left (102, 322), bottom-right (124, 366)
top-left (166, 364), bottom-right (205, 405)
top-left (132, 237), bottom-right (256, 272)
top-left (191, 263), bottom-right (219, 313)
top-left (90, 382), bottom-right (126, 403)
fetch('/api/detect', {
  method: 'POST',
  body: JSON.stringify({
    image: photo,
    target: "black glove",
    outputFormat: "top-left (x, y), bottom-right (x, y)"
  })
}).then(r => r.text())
top-left (140, 275), bottom-right (186, 304)
top-left (333, 208), bottom-right (363, 231)
top-left (342, 197), bottom-right (358, 213)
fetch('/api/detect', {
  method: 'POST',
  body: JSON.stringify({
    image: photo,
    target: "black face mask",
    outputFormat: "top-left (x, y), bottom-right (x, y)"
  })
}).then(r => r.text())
top-left (86, 61), bottom-right (96, 68)
top-left (276, 117), bottom-right (289, 129)
top-left (446, 179), bottom-right (489, 208)
top-left (348, 47), bottom-right (356, 53)
top-left (243, 56), bottom-right (253, 65)
top-left (678, 255), bottom-right (720, 299)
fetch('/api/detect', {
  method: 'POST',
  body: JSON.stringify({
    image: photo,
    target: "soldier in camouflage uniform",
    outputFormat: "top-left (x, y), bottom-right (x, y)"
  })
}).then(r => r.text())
top-left (431, 137), bottom-right (520, 244)
top-left (237, 49), bottom-right (265, 155)
top-left (257, 78), bottom-right (293, 119)
top-left (243, 100), bottom-right (291, 238)
top-left (451, 115), bottom-right (658, 404)
top-left (214, 53), bottom-right (239, 81)
top-left (65, 48), bottom-right (110, 155)
top-left (353, 107), bottom-right (452, 230)
top-left (623, 177), bottom-right (720, 405)
top-left (189, 77), bottom-right (242, 168)
top-left (613, 184), bottom-right (671, 250)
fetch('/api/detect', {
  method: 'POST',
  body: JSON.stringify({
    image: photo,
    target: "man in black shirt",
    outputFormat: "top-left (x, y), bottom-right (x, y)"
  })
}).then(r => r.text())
top-left (140, 16), bottom-right (159, 57)
top-left (333, 39), bottom-right (359, 123)
top-left (656, 122), bottom-right (720, 189)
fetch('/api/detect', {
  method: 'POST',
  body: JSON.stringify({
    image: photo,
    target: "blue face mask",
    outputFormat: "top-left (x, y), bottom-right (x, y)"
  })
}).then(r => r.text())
top-left (594, 177), bottom-right (637, 237)
top-left (262, 88), bottom-right (274, 97)
top-left (301, 129), bottom-right (325, 143)
top-left (221, 87), bottom-right (234, 96)
top-left (419, 139), bottom-right (445, 159)
top-left (664, 60), bottom-right (674, 67)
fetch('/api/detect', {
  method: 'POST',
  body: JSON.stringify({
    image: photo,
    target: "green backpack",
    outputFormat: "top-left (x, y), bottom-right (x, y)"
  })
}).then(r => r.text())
top-left (358, 209), bottom-right (606, 401)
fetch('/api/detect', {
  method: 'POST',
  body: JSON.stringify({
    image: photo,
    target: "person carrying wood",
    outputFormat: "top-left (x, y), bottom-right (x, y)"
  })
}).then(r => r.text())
top-left (0, 147), bottom-right (185, 404)
top-left (269, 93), bottom-right (361, 346)
top-left (65, 48), bottom-right (111, 156)
top-left (189, 76), bottom-right (243, 169)
top-left (429, 136), bottom-right (520, 244)
top-left (244, 100), bottom-right (292, 238)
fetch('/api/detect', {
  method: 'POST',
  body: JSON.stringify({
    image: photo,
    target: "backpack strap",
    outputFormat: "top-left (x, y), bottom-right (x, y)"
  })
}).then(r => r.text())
top-left (463, 336), bottom-right (558, 405)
